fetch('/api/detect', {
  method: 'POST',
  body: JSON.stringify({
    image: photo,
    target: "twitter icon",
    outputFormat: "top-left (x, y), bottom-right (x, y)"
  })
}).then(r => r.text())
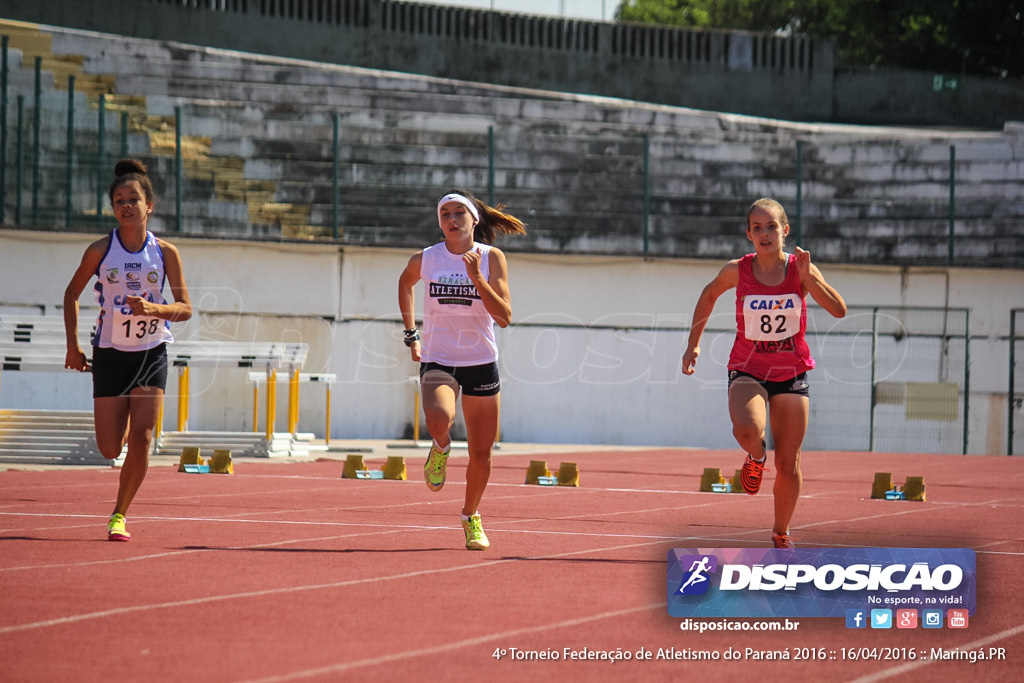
top-left (870, 609), bottom-right (893, 629)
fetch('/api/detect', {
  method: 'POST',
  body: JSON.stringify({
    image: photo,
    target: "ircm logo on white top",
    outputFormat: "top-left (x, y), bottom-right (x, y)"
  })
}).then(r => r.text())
top-left (719, 562), bottom-right (964, 592)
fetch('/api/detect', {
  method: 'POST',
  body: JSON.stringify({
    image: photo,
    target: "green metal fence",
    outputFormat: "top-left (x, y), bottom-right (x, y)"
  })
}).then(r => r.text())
top-left (1, 32), bottom-right (1021, 268)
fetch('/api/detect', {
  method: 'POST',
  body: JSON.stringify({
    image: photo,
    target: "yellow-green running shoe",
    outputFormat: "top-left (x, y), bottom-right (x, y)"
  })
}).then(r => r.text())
top-left (107, 513), bottom-right (130, 542)
top-left (423, 443), bottom-right (450, 492)
top-left (461, 513), bottom-right (489, 550)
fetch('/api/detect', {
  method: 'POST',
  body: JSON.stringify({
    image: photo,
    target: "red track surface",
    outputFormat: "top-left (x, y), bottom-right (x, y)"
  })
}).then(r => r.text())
top-left (2, 448), bottom-right (1022, 682)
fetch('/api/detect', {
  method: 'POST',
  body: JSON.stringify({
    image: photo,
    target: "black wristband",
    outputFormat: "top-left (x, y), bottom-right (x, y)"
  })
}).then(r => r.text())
top-left (403, 328), bottom-right (420, 347)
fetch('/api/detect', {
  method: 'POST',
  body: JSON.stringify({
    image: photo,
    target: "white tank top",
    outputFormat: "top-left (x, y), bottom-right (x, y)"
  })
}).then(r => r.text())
top-left (419, 242), bottom-right (498, 366)
top-left (93, 230), bottom-right (174, 351)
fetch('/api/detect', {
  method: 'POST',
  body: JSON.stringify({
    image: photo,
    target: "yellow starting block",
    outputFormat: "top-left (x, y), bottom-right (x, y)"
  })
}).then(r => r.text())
top-left (382, 456), bottom-right (407, 480)
top-left (178, 446), bottom-right (204, 472)
top-left (556, 462), bottom-right (580, 487)
top-left (700, 467), bottom-right (730, 492)
top-left (871, 472), bottom-right (926, 501)
top-left (343, 454), bottom-right (407, 480)
top-left (729, 469), bottom-right (743, 494)
top-left (210, 449), bottom-right (234, 474)
top-left (525, 460), bottom-right (551, 485)
top-left (342, 454), bottom-right (367, 479)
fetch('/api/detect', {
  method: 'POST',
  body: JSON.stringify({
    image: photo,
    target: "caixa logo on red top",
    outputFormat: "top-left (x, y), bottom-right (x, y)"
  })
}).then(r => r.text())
top-left (667, 548), bottom-right (975, 619)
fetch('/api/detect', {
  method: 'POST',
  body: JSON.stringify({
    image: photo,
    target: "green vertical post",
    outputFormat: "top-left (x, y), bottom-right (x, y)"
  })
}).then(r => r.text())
top-left (332, 113), bottom-right (339, 239)
top-left (15, 94), bottom-right (23, 223)
top-left (1, 36), bottom-right (8, 225)
top-left (32, 57), bottom-right (41, 224)
top-left (120, 112), bottom-right (128, 157)
top-left (642, 133), bottom-right (650, 254)
top-left (794, 139), bottom-right (803, 246)
top-left (97, 94), bottom-right (106, 224)
top-left (175, 106), bottom-right (182, 232)
top-left (948, 145), bottom-right (955, 264)
top-left (869, 307), bottom-right (878, 452)
top-left (962, 309), bottom-right (970, 455)
top-left (65, 75), bottom-right (76, 228)
top-left (487, 126), bottom-right (495, 206)
top-left (1012, 310), bottom-right (1019, 456)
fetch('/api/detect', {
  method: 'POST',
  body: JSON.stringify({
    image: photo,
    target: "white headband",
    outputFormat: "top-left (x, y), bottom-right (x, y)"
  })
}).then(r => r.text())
top-left (437, 193), bottom-right (479, 225)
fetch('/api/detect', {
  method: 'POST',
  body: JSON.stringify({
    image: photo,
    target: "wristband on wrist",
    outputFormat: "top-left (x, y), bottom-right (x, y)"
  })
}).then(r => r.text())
top-left (403, 328), bottom-right (420, 347)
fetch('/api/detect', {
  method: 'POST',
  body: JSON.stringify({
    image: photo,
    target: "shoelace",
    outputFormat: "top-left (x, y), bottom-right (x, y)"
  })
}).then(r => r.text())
top-left (465, 516), bottom-right (484, 537)
top-left (429, 450), bottom-right (449, 473)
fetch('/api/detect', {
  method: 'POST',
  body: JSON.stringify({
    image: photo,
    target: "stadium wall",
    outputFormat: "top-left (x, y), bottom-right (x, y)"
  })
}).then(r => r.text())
top-left (1, 229), bottom-right (1020, 454)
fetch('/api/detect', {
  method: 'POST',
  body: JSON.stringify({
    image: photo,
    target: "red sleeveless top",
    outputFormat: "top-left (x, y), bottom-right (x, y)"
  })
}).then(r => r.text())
top-left (728, 253), bottom-right (814, 381)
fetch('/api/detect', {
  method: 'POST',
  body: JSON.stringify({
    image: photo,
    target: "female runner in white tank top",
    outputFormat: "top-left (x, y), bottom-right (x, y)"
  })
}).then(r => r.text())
top-left (64, 159), bottom-right (193, 542)
top-left (398, 189), bottom-right (525, 550)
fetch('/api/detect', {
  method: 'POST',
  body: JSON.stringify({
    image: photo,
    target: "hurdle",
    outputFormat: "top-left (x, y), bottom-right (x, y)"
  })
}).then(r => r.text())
top-left (249, 371), bottom-right (335, 443)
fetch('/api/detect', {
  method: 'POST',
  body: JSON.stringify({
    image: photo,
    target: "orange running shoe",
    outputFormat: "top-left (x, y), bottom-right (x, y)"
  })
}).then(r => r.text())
top-left (740, 442), bottom-right (768, 495)
top-left (772, 532), bottom-right (795, 549)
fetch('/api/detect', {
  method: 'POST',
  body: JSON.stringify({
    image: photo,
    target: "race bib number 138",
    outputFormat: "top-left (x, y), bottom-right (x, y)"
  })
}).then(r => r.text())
top-left (113, 307), bottom-right (162, 348)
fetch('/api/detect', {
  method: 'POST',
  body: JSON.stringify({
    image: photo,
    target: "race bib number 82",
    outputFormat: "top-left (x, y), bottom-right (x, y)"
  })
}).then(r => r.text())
top-left (742, 294), bottom-right (802, 342)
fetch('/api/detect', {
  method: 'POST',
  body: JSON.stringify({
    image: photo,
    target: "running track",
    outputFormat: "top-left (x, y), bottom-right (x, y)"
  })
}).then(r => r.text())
top-left (1, 445), bottom-right (1022, 682)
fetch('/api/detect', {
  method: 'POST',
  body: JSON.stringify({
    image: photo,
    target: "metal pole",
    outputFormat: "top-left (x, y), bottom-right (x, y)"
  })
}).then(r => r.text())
top-left (487, 126), bottom-right (495, 206)
top-left (962, 308), bottom-right (970, 454)
top-left (642, 133), bottom-right (650, 255)
top-left (1, 36), bottom-right (8, 225)
top-left (175, 106), bottom-right (182, 232)
top-left (65, 75), bottom-right (76, 229)
top-left (97, 94), bottom-right (106, 224)
top-left (795, 139), bottom-right (803, 246)
top-left (32, 57), bottom-right (41, 224)
top-left (332, 113), bottom-right (339, 239)
top-left (15, 95), bottom-right (23, 223)
top-left (120, 111), bottom-right (128, 157)
top-left (948, 145), bottom-right (955, 265)
top-left (1011, 310), bottom-right (1019, 456)
top-left (869, 307), bottom-right (878, 452)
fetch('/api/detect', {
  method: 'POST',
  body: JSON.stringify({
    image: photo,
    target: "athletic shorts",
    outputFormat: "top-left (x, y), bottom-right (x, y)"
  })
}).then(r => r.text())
top-left (419, 361), bottom-right (500, 397)
top-left (92, 343), bottom-right (169, 398)
top-left (728, 370), bottom-right (809, 398)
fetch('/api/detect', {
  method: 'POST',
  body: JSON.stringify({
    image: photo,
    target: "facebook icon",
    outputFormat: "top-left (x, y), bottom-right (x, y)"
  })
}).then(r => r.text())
top-left (845, 609), bottom-right (867, 629)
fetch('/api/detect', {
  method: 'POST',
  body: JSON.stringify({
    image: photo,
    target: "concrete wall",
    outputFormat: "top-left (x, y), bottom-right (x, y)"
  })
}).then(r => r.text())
top-left (6, 0), bottom-right (1022, 129)
top-left (2, 228), bottom-right (1020, 454)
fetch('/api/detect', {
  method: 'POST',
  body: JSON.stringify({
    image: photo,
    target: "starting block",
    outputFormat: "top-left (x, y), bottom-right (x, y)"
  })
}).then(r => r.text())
top-left (182, 464), bottom-right (210, 474)
top-left (871, 472), bottom-right (926, 501)
top-left (700, 467), bottom-right (729, 493)
top-left (729, 469), bottom-right (743, 494)
top-left (525, 460), bottom-right (551, 485)
top-left (342, 454), bottom-right (367, 479)
top-left (209, 449), bottom-right (234, 474)
top-left (343, 454), bottom-right (407, 480)
top-left (526, 460), bottom-right (581, 486)
top-left (382, 456), bottom-right (407, 480)
top-left (178, 446), bottom-right (204, 472)
top-left (556, 462), bottom-right (580, 487)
